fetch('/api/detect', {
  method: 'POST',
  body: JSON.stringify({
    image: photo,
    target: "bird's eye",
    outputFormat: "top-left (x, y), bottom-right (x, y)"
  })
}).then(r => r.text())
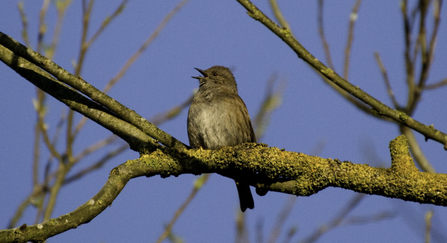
top-left (212, 72), bottom-right (218, 76)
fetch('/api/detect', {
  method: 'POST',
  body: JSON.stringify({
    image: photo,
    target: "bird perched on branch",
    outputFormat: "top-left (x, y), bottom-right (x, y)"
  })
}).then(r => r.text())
top-left (187, 65), bottom-right (256, 212)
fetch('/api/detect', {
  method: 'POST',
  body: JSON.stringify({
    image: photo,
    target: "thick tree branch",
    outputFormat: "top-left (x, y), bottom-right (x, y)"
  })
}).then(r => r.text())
top-left (1, 135), bottom-right (446, 242)
top-left (235, 0), bottom-right (447, 149)
top-left (0, 42), bottom-right (153, 151)
top-left (0, 31), bottom-right (187, 151)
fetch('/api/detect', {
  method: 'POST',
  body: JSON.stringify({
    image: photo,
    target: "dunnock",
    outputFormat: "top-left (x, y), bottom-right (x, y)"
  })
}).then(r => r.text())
top-left (187, 65), bottom-right (255, 212)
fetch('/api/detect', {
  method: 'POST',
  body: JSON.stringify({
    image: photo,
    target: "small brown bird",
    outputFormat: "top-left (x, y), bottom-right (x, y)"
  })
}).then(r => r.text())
top-left (187, 65), bottom-right (255, 212)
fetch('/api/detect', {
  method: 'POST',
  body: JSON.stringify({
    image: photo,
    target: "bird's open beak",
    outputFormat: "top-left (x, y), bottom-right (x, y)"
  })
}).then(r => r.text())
top-left (192, 68), bottom-right (206, 80)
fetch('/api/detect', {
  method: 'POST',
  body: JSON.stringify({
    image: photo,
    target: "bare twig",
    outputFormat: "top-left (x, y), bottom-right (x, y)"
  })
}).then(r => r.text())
top-left (343, 0), bottom-right (362, 80)
top-left (425, 210), bottom-right (434, 243)
top-left (65, 145), bottom-right (128, 184)
top-left (268, 0), bottom-right (294, 37)
top-left (316, 0), bottom-right (377, 119)
top-left (400, 126), bottom-right (435, 173)
top-left (37, 0), bottom-right (50, 53)
top-left (267, 196), bottom-right (297, 243)
top-left (155, 174), bottom-right (211, 243)
top-left (103, 0), bottom-right (191, 93)
top-left (150, 94), bottom-right (194, 126)
top-left (7, 187), bottom-right (39, 228)
top-left (253, 73), bottom-right (285, 141)
top-left (0, 32), bottom-right (187, 150)
top-left (423, 78), bottom-right (447, 90)
top-left (73, 136), bottom-right (119, 163)
top-left (38, 116), bottom-right (63, 162)
top-left (300, 194), bottom-right (364, 243)
top-left (75, 0), bottom-right (189, 136)
top-left (47, 0), bottom-right (72, 59)
top-left (409, 0), bottom-right (443, 114)
top-left (236, 209), bottom-right (250, 243)
top-left (317, 0), bottom-right (384, 116)
top-left (236, 0), bottom-right (447, 148)
top-left (374, 52), bottom-right (400, 109)
top-left (341, 211), bottom-right (396, 225)
top-left (85, 0), bottom-right (129, 49)
top-left (72, 0), bottom-right (129, 136)
top-left (317, 0), bottom-right (334, 70)
top-left (402, 0), bottom-right (415, 103)
top-left (36, 0), bottom-right (73, 223)
top-left (17, 2), bottom-right (30, 47)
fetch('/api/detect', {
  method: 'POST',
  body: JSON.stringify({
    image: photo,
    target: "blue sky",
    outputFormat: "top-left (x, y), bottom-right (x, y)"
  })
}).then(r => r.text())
top-left (1, 1), bottom-right (447, 242)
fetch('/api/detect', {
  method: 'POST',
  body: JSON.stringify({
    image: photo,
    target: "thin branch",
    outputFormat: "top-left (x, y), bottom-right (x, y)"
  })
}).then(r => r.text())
top-left (17, 2), bottom-right (30, 47)
top-left (73, 135), bottom-right (118, 163)
top-left (255, 217), bottom-right (264, 243)
top-left (38, 117), bottom-right (63, 162)
top-left (47, 0), bottom-right (72, 59)
top-left (8, 142), bottom-right (125, 227)
top-left (103, 0), bottom-right (191, 94)
top-left (31, 0), bottom-right (52, 200)
top-left (31, 0), bottom-right (73, 224)
top-left (425, 210), bottom-right (434, 243)
top-left (73, 0), bottom-right (128, 136)
top-left (149, 94), bottom-right (194, 126)
top-left (253, 73), bottom-right (285, 141)
top-left (75, 0), bottom-right (94, 77)
top-left (32, 106), bottom-right (43, 187)
top-left (65, 144), bottom-right (128, 184)
top-left (300, 194), bottom-right (364, 243)
top-left (37, 0), bottom-right (50, 53)
top-left (374, 52), bottom-right (400, 109)
top-left (1, 157), bottom-right (132, 242)
top-left (316, 1), bottom-right (376, 118)
top-left (235, 0), bottom-right (447, 148)
top-left (317, 0), bottom-right (334, 70)
top-left (343, 0), bottom-right (362, 80)
top-left (63, 0), bottom-right (95, 171)
top-left (43, 162), bottom-right (68, 221)
top-left (408, 0), bottom-right (443, 114)
top-left (68, 92), bottom-right (194, 186)
top-left (0, 32), bottom-right (187, 150)
top-left (70, 93), bottom-right (193, 182)
top-left (7, 189), bottom-right (37, 228)
top-left (423, 78), bottom-right (447, 90)
top-left (85, 0), bottom-right (129, 49)
top-left (268, 0), bottom-right (294, 37)
top-left (267, 196), bottom-right (297, 243)
top-left (400, 126), bottom-right (435, 173)
top-left (155, 174), bottom-right (210, 243)
top-left (402, 0), bottom-right (416, 111)
top-left (301, 195), bottom-right (396, 243)
top-left (236, 210), bottom-right (250, 243)
top-left (34, 1), bottom-right (72, 223)
top-left (341, 211), bottom-right (396, 226)
top-left (0, 42), bottom-right (155, 150)
top-left (407, 0), bottom-right (428, 114)
top-left (51, 110), bottom-right (68, 156)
